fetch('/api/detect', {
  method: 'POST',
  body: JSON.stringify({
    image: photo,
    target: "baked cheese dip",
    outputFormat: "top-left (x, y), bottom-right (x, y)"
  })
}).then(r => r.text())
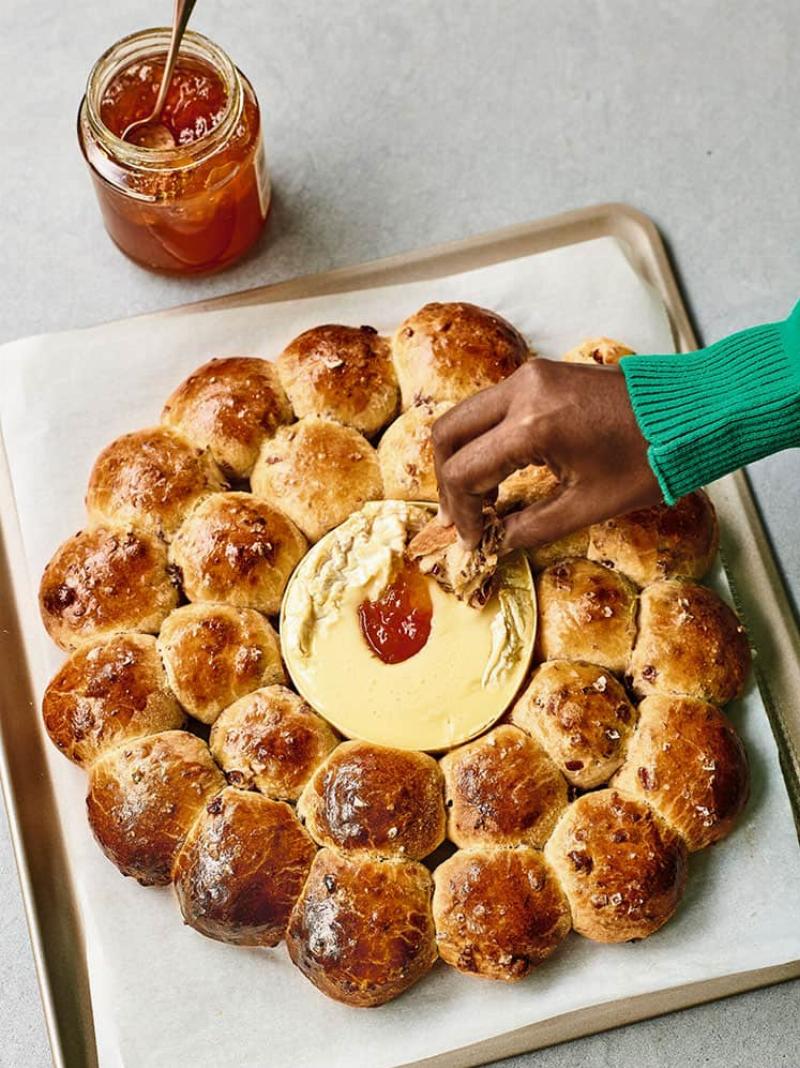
top-left (281, 500), bottom-right (536, 750)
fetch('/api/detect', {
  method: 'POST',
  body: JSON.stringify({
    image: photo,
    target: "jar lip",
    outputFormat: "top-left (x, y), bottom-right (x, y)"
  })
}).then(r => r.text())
top-left (83, 27), bottom-right (243, 171)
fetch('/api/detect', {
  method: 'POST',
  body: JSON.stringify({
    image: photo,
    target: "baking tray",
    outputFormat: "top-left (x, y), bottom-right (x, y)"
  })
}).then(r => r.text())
top-left (1, 202), bottom-right (798, 1068)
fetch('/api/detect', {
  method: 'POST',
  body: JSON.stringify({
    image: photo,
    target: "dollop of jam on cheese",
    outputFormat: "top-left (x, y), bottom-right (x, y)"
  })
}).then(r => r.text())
top-left (358, 561), bottom-right (433, 664)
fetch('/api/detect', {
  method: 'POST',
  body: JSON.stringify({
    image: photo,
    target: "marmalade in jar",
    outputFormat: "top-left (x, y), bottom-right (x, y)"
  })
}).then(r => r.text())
top-left (78, 29), bottom-right (270, 274)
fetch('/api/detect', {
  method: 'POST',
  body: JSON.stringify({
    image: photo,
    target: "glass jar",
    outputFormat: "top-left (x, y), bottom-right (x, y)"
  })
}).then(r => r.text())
top-left (78, 29), bottom-right (270, 275)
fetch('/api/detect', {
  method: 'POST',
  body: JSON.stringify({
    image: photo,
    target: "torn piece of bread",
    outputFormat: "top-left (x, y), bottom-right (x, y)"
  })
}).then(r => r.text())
top-left (406, 509), bottom-right (503, 608)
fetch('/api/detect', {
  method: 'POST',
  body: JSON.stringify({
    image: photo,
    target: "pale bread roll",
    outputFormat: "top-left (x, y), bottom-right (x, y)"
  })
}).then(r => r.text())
top-left (162, 356), bottom-right (294, 478)
top-left (440, 725), bottom-right (567, 848)
top-left (39, 525), bottom-right (178, 651)
top-left (158, 603), bottom-right (285, 724)
top-left (628, 580), bottom-right (751, 705)
top-left (535, 558), bottom-right (638, 674)
top-left (391, 302), bottom-right (529, 408)
top-left (86, 426), bottom-right (226, 539)
top-left (510, 660), bottom-right (637, 788)
top-left (433, 846), bottom-right (571, 980)
top-left (86, 731), bottom-right (224, 886)
top-left (42, 633), bottom-right (184, 767)
top-left (277, 324), bottom-right (398, 436)
top-left (210, 685), bottom-right (338, 801)
top-left (298, 740), bottom-right (445, 860)
top-left (611, 694), bottom-right (749, 851)
top-left (587, 491), bottom-right (719, 586)
top-left (251, 415), bottom-right (382, 542)
top-left (562, 337), bottom-right (634, 365)
top-left (169, 492), bottom-right (307, 615)
top-left (544, 789), bottom-right (688, 942)
top-left (377, 399), bottom-right (452, 501)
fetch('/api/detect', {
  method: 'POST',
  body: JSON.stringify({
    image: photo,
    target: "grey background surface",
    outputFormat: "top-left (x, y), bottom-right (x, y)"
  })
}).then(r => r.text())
top-left (1, 0), bottom-right (798, 1065)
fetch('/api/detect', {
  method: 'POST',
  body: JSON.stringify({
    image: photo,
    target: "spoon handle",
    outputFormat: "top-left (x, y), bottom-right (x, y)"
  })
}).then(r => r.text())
top-left (152, 0), bottom-right (200, 117)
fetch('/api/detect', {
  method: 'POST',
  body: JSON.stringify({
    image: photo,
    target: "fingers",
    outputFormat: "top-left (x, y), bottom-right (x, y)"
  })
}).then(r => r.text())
top-left (432, 382), bottom-right (511, 528)
top-left (441, 422), bottom-right (535, 548)
top-left (502, 486), bottom-right (599, 551)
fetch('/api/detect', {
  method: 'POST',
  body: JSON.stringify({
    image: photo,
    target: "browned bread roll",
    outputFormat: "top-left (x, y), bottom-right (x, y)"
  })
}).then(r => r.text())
top-left (509, 660), bottom-right (638, 789)
top-left (562, 337), bottom-right (635, 365)
top-left (588, 491), bottom-right (719, 586)
top-left (286, 848), bottom-right (437, 1007)
top-left (172, 787), bottom-right (316, 946)
top-left (496, 464), bottom-right (560, 514)
top-left (86, 731), bottom-right (225, 885)
top-left (86, 426), bottom-right (226, 540)
top-left (39, 525), bottom-right (179, 651)
top-left (169, 492), bottom-right (307, 615)
top-left (439, 725), bottom-right (567, 849)
top-left (535, 558), bottom-right (637, 673)
top-left (162, 356), bottom-right (294, 479)
top-left (42, 633), bottom-right (184, 767)
top-left (528, 528), bottom-right (591, 572)
top-left (544, 789), bottom-right (688, 942)
top-left (277, 324), bottom-right (398, 436)
top-left (628, 580), bottom-right (751, 704)
top-left (209, 685), bottom-right (338, 801)
top-left (611, 695), bottom-right (750, 851)
top-left (432, 846), bottom-right (571, 980)
top-left (297, 740), bottom-right (445, 859)
top-left (377, 399), bottom-right (452, 501)
top-left (250, 415), bottom-right (383, 542)
top-left (391, 302), bottom-right (529, 408)
top-left (158, 603), bottom-right (285, 725)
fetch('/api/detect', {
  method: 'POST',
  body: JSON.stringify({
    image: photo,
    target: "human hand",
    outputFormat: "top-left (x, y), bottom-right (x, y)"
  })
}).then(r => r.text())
top-left (432, 358), bottom-right (662, 550)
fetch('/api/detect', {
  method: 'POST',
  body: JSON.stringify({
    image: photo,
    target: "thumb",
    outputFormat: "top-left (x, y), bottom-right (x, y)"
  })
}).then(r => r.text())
top-left (502, 486), bottom-right (597, 551)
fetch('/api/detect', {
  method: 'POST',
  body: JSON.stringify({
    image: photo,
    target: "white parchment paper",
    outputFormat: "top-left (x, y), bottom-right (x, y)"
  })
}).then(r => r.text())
top-left (1, 237), bottom-right (799, 1068)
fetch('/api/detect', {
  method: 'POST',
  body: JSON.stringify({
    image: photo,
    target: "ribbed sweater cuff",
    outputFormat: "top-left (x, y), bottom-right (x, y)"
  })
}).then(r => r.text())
top-left (620, 302), bottom-right (800, 504)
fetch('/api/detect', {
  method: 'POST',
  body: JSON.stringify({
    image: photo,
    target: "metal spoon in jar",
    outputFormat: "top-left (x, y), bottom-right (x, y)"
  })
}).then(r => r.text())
top-left (121, 0), bottom-right (199, 148)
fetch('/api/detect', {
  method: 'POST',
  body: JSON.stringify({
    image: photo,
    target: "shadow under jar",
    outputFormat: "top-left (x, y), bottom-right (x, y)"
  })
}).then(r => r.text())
top-left (78, 28), bottom-right (270, 274)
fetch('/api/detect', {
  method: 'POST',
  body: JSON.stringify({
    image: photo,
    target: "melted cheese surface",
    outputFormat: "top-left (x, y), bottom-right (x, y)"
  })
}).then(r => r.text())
top-left (281, 501), bottom-right (536, 751)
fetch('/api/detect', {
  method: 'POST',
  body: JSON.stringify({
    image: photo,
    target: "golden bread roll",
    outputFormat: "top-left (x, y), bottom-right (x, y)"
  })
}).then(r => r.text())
top-left (588, 491), bottom-right (719, 586)
top-left (39, 525), bottom-right (178, 651)
top-left (172, 787), bottom-right (316, 946)
top-left (277, 324), bottom-right (398, 436)
top-left (377, 399), bottom-right (452, 501)
top-left (209, 685), bottom-right (338, 801)
top-left (86, 426), bottom-right (226, 540)
top-left (391, 302), bottom-right (529, 408)
top-left (286, 848), bottom-right (437, 1007)
top-left (86, 731), bottom-right (225, 885)
top-left (611, 695), bottom-right (749, 851)
top-left (562, 337), bottom-right (635, 365)
top-left (162, 356), bottom-right (294, 478)
top-left (528, 527), bottom-right (591, 572)
top-left (535, 558), bottom-right (638, 674)
top-left (297, 740), bottom-right (445, 859)
top-left (628, 580), bottom-right (751, 704)
top-left (158, 603), bottom-right (285, 725)
top-left (440, 725), bottom-right (567, 848)
top-left (510, 660), bottom-right (637, 789)
top-left (496, 464), bottom-right (560, 514)
top-left (250, 415), bottom-right (383, 542)
top-left (544, 789), bottom-right (688, 942)
top-left (42, 633), bottom-right (184, 767)
top-left (169, 492), bottom-right (307, 615)
top-left (432, 846), bottom-right (571, 980)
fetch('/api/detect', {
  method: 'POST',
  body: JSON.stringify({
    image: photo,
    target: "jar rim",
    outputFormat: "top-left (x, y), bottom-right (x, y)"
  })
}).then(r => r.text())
top-left (83, 27), bottom-right (243, 172)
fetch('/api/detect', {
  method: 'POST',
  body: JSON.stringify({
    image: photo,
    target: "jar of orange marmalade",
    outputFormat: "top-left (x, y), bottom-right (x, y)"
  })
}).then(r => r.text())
top-left (78, 29), bottom-right (270, 274)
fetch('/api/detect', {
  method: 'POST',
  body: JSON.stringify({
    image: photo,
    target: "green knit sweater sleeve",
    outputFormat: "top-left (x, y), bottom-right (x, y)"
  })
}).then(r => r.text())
top-left (619, 301), bottom-right (800, 504)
